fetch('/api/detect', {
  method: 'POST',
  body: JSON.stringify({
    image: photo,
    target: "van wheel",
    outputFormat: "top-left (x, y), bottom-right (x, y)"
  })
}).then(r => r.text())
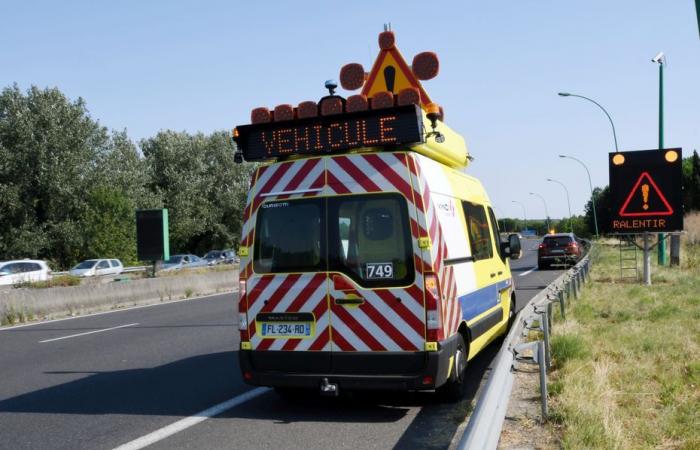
top-left (439, 334), bottom-right (468, 403)
top-left (507, 297), bottom-right (516, 332)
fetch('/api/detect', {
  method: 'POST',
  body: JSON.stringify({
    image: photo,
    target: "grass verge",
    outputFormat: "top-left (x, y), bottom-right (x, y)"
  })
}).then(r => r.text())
top-left (548, 239), bottom-right (700, 449)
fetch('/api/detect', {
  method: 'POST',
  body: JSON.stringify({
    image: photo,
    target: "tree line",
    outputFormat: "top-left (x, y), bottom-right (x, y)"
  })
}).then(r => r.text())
top-left (0, 85), bottom-right (256, 269)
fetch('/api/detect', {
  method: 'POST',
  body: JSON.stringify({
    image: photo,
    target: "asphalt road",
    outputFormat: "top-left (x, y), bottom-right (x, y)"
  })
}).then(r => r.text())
top-left (0, 239), bottom-right (563, 450)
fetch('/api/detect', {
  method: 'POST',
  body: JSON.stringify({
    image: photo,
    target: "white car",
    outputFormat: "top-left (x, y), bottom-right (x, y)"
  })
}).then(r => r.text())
top-left (0, 260), bottom-right (52, 286)
top-left (70, 259), bottom-right (124, 277)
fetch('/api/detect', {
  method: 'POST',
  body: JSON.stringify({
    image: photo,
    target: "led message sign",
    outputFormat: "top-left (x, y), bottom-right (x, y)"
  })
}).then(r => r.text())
top-left (608, 149), bottom-right (683, 232)
top-left (234, 104), bottom-right (424, 162)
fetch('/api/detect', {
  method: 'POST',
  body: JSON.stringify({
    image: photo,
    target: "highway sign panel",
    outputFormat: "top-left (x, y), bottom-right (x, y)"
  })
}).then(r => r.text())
top-left (609, 149), bottom-right (683, 232)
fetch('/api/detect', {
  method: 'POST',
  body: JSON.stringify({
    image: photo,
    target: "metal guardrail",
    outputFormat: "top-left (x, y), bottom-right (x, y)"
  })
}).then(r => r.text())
top-left (457, 244), bottom-right (593, 450)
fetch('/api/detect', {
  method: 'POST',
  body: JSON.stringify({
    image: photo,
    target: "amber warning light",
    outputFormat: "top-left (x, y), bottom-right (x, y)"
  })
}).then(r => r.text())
top-left (233, 104), bottom-right (424, 162)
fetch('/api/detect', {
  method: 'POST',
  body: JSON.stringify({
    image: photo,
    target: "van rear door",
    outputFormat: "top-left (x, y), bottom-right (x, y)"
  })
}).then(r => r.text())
top-left (246, 197), bottom-right (332, 372)
top-left (325, 154), bottom-right (427, 374)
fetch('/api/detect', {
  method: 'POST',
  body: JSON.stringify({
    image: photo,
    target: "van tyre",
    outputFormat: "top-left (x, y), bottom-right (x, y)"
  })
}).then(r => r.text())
top-left (439, 334), bottom-right (468, 402)
top-left (507, 297), bottom-right (516, 332)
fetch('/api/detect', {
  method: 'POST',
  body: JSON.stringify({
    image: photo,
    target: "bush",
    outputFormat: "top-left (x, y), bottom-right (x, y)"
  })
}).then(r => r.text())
top-left (551, 334), bottom-right (589, 366)
top-left (15, 275), bottom-right (81, 289)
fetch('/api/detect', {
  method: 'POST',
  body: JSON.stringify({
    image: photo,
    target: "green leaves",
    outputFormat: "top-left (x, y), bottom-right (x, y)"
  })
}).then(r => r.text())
top-left (0, 85), bottom-right (255, 269)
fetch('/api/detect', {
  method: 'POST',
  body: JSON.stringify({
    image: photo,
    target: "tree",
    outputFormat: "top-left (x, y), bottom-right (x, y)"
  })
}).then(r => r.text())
top-left (141, 130), bottom-right (256, 255)
top-left (584, 186), bottom-right (611, 236)
top-left (0, 85), bottom-right (110, 267)
top-left (81, 186), bottom-right (138, 265)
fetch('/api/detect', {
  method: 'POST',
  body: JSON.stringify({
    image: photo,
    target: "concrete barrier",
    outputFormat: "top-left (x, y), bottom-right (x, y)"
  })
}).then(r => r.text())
top-left (1, 269), bottom-right (239, 324)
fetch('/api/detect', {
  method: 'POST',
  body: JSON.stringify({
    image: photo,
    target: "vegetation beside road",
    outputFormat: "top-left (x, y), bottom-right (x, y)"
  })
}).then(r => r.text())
top-left (547, 230), bottom-right (700, 449)
top-left (0, 85), bottom-right (256, 270)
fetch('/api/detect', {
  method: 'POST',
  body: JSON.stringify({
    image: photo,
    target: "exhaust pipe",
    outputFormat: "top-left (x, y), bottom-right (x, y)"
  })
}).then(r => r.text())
top-left (320, 377), bottom-right (338, 396)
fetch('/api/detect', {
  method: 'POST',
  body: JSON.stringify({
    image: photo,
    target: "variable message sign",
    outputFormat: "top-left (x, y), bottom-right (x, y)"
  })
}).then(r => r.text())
top-left (609, 149), bottom-right (683, 232)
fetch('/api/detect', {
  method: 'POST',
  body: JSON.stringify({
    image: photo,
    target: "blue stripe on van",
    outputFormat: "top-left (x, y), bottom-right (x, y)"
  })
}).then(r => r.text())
top-left (457, 278), bottom-right (512, 323)
top-left (459, 283), bottom-right (499, 322)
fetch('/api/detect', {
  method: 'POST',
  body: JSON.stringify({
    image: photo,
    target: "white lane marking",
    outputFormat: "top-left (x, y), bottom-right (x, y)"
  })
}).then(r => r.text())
top-left (39, 323), bottom-right (139, 343)
top-left (112, 387), bottom-right (270, 450)
top-left (1, 291), bottom-right (235, 331)
top-left (518, 267), bottom-right (537, 277)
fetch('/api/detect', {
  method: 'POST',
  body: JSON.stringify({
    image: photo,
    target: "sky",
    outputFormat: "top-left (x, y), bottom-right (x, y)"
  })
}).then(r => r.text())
top-left (2, 1), bottom-right (699, 220)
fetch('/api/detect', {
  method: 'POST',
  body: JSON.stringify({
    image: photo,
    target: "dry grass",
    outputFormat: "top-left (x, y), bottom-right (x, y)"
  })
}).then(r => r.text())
top-left (685, 211), bottom-right (700, 245)
top-left (547, 242), bottom-right (700, 449)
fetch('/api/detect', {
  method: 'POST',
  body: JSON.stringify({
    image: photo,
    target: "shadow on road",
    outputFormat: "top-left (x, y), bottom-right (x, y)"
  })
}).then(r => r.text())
top-left (0, 351), bottom-right (245, 417)
top-left (0, 339), bottom-right (499, 439)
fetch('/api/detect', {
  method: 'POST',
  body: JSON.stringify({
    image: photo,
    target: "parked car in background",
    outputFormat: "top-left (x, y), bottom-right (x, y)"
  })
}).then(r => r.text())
top-left (202, 250), bottom-right (226, 266)
top-left (160, 254), bottom-right (208, 272)
top-left (538, 233), bottom-right (583, 269)
top-left (0, 260), bottom-right (52, 286)
top-left (70, 259), bottom-right (124, 277)
top-left (221, 249), bottom-right (238, 264)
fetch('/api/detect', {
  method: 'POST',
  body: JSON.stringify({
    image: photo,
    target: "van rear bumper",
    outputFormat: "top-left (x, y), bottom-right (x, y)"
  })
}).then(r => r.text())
top-left (238, 335), bottom-right (458, 391)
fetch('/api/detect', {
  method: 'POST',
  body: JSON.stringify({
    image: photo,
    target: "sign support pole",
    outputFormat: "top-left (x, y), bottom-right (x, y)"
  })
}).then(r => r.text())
top-left (643, 232), bottom-right (652, 285)
top-left (657, 61), bottom-right (667, 266)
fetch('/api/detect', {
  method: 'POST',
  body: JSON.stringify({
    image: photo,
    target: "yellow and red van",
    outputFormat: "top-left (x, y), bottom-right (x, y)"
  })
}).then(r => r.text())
top-left (233, 30), bottom-right (521, 400)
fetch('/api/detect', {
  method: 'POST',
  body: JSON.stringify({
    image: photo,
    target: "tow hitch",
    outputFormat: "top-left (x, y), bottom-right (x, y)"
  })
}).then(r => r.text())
top-left (320, 377), bottom-right (338, 396)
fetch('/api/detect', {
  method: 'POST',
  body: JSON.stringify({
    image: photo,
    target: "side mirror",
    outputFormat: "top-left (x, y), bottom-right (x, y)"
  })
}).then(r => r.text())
top-left (501, 234), bottom-right (522, 260)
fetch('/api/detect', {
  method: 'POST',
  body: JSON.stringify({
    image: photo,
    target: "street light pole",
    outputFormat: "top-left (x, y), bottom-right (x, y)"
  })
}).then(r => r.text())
top-left (529, 192), bottom-right (551, 233)
top-left (547, 178), bottom-right (573, 232)
top-left (511, 200), bottom-right (527, 233)
top-left (493, 206), bottom-right (508, 233)
top-left (652, 52), bottom-right (668, 266)
top-left (558, 92), bottom-right (619, 153)
top-left (559, 155), bottom-right (599, 238)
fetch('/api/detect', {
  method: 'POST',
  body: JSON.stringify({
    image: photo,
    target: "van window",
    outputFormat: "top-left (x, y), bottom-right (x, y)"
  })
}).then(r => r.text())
top-left (254, 198), bottom-right (324, 273)
top-left (487, 207), bottom-right (505, 261)
top-left (329, 194), bottom-right (414, 287)
top-left (463, 201), bottom-right (493, 261)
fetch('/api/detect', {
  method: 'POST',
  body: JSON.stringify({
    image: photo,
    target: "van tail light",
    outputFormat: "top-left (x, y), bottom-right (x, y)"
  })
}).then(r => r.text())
top-left (424, 273), bottom-right (443, 342)
top-left (238, 280), bottom-right (249, 341)
top-left (538, 243), bottom-right (545, 250)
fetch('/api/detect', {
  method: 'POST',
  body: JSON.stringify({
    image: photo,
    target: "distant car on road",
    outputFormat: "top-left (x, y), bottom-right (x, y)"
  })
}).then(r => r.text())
top-left (70, 259), bottom-right (124, 277)
top-left (161, 254), bottom-right (208, 272)
top-left (537, 233), bottom-right (583, 269)
top-left (0, 260), bottom-right (52, 285)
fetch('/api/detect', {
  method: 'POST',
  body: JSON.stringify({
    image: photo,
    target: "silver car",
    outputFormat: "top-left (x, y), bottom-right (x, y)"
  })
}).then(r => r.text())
top-left (70, 259), bottom-right (124, 277)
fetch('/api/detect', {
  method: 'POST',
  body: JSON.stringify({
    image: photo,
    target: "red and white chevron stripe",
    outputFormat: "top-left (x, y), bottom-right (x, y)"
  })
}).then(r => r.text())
top-left (246, 273), bottom-right (331, 351)
top-left (409, 153), bottom-right (462, 339)
top-left (239, 151), bottom-right (464, 353)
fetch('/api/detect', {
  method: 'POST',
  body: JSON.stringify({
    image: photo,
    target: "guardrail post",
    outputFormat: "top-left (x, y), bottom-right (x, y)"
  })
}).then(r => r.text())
top-left (558, 289), bottom-right (566, 309)
top-left (573, 273), bottom-right (580, 300)
top-left (542, 308), bottom-right (551, 369)
top-left (538, 341), bottom-right (549, 419)
top-left (557, 291), bottom-right (566, 319)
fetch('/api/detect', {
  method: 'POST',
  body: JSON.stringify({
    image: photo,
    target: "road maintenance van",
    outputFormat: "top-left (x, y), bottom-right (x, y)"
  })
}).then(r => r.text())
top-left (233, 29), bottom-right (522, 400)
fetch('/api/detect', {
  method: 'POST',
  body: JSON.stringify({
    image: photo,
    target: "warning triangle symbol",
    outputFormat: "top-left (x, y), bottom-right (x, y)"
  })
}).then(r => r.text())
top-left (619, 171), bottom-right (674, 217)
top-left (361, 47), bottom-right (433, 107)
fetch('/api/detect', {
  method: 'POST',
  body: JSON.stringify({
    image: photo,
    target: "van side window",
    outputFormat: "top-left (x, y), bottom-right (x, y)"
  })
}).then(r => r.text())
top-left (462, 201), bottom-right (493, 261)
top-left (487, 207), bottom-right (505, 261)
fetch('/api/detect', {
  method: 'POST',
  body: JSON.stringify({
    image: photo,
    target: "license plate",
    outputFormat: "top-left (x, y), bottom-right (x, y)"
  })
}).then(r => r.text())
top-left (550, 249), bottom-right (564, 254)
top-left (260, 322), bottom-right (311, 338)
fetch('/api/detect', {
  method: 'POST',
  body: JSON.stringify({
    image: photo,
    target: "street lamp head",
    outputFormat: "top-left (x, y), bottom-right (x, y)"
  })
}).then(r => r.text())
top-left (546, 178), bottom-right (552, 182)
top-left (651, 52), bottom-right (665, 64)
top-left (558, 154), bottom-right (567, 158)
top-left (558, 92), bottom-right (571, 97)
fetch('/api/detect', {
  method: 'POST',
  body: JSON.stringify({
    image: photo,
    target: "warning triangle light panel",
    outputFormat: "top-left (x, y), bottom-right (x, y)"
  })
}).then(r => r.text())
top-left (619, 171), bottom-right (673, 217)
